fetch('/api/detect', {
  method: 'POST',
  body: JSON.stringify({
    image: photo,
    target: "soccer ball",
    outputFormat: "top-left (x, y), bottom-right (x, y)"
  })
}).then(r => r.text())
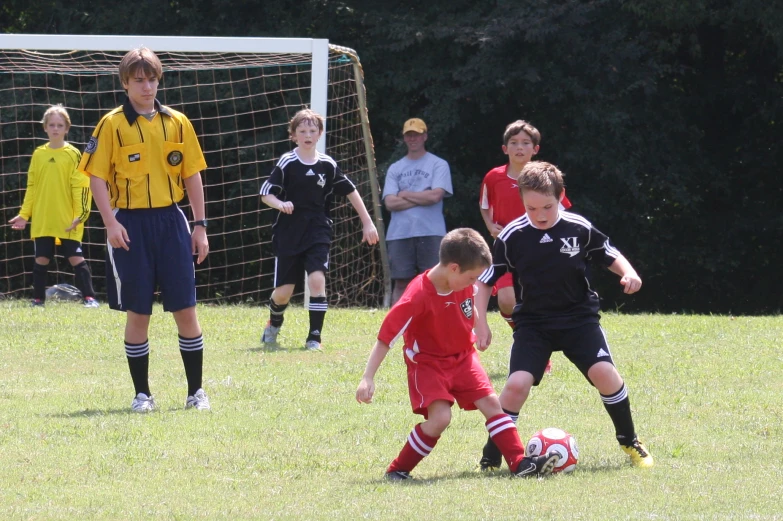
top-left (526, 427), bottom-right (579, 474)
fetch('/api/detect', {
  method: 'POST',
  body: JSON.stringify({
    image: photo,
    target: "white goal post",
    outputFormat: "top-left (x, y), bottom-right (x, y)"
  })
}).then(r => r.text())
top-left (0, 34), bottom-right (391, 308)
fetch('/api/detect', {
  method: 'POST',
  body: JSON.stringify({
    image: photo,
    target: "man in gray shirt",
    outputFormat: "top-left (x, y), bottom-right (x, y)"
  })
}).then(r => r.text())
top-left (382, 118), bottom-right (453, 305)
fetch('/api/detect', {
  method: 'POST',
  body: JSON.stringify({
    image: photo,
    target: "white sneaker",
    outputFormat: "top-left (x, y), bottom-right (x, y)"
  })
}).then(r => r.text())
top-left (83, 297), bottom-right (100, 308)
top-left (304, 340), bottom-right (322, 351)
top-left (261, 321), bottom-right (280, 345)
top-left (131, 393), bottom-right (156, 413)
top-left (185, 388), bottom-right (211, 410)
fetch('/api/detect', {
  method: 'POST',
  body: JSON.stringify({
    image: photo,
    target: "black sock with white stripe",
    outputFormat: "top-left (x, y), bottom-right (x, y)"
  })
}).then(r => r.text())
top-left (72, 260), bottom-right (96, 298)
top-left (307, 296), bottom-right (327, 343)
top-left (125, 339), bottom-right (151, 396)
top-left (601, 383), bottom-right (636, 445)
top-left (269, 300), bottom-right (288, 328)
top-left (179, 334), bottom-right (204, 396)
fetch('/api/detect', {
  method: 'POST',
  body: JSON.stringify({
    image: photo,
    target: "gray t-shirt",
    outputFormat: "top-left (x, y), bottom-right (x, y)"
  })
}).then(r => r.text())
top-left (382, 152), bottom-right (453, 240)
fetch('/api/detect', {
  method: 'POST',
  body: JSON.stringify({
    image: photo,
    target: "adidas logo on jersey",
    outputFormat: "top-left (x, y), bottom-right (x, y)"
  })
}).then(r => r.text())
top-left (597, 348), bottom-right (610, 358)
top-left (306, 169), bottom-right (316, 176)
top-left (540, 233), bottom-right (553, 243)
top-left (49, 158), bottom-right (56, 163)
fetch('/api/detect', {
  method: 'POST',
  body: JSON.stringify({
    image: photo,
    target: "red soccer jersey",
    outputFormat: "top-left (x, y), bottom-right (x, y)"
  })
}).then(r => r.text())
top-left (378, 270), bottom-right (477, 359)
top-left (479, 164), bottom-right (572, 227)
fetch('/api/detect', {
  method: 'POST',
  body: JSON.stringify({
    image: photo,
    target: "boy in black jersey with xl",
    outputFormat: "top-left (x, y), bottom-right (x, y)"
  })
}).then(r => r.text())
top-left (260, 109), bottom-right (379, 350)
top-left (474, 161), bottom-right (654, 468)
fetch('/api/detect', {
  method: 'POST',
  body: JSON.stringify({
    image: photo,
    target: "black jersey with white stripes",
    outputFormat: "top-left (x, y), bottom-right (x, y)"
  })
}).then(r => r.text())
top-left (479, 211), bottom-right (621, 329)
top-left (259, 150), bottom-right (356, 255)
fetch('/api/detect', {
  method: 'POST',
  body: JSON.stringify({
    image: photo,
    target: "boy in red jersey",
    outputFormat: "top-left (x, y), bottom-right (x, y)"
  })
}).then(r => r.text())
top-left (479, 120), bottom-right (572, 331)
top-left (356, 228), bottom-right (559, 480)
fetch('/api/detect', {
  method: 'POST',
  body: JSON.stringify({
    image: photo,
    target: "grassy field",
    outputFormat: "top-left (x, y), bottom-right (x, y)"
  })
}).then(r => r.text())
top-left (0, 300), bottom-right (781, 520)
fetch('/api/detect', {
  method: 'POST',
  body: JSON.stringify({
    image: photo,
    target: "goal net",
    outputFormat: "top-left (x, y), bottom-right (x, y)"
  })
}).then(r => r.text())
top-left (0, 35), bottom-right (390, 308)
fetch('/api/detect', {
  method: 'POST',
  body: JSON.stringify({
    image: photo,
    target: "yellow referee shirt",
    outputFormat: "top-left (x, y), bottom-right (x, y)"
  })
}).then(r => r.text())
top-left (19, 143), bottom-right (91, 241)
top-left (78, 98), bottom-right (207, 209)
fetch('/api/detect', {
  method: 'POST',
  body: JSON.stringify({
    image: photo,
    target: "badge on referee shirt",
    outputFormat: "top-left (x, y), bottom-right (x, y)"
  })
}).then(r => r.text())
top-left (167, 150), bottom-right (183, 166)
top-left (85, 136), bottom-right (98, 154)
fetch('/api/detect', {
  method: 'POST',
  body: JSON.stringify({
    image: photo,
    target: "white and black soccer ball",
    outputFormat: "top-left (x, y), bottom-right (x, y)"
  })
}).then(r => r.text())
top-left (526, 427), bottom-right (579, 474)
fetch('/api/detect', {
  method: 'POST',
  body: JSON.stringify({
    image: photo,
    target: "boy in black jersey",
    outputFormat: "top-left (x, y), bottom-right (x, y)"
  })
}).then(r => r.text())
top-left (259, 109), bottom-right (379, 350)
top-left (474, 161), bottom-right (654, 469)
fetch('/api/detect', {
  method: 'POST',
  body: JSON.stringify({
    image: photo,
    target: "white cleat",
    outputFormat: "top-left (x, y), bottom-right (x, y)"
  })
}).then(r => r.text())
top-left (185, 388), bottom-right (211, 411)
top-left (131, 393), bottom-right (156, 413)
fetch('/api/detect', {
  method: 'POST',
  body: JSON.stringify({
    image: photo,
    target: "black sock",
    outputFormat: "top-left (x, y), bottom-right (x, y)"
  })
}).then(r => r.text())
top-left (72, 260), bottom-right (96, 298)
top-left (32, 263), bottom-right (48, 301)
top-left (179, 334), bottom-right (204, 396)
top-left (307, 296), bottom-right (327, 342)
top-left (125, 340), bottom-right (151, 396)
top-left (269, 300), bottom-right (288, 328)
top-left (601, 383), bottom-right (637, 445)
top-left (483, 408), bottom-right (519, 462)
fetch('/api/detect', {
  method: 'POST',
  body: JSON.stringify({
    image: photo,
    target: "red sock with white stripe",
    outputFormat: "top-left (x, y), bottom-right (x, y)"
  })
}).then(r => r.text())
top-left (387, 423), bottom-right (439, 473)
top-left (500, 312), bottom-right (515, 330)
top-left (486, 414), bottom-right (526, 472)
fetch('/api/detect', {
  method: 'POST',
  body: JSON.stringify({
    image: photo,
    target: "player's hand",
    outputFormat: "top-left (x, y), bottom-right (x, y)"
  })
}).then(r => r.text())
top-left (620, 272), bottom-right (642, 294)
top-left (475, 320), bottom-right (492, 352)
top-left (278, 201), bottom-right (294, 214)
top-left (8, 215), bottom-right (28, 230)
top-left (106, 220), bottom-right (130, 251)
top-left (192, 226), bottom-right (209, 264)
top-left (356, 377), bottom-right (375, 404)
top-left (65, 217), bottom-right (81, 232)
top-left (490, 222), bottom-right (503, 238)
top-left (362, 222), bottom-right (379, 245)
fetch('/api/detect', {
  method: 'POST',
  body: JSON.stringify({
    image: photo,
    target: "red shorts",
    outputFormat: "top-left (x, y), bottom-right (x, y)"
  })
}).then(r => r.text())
top-left (404, 349), bottom-right (496, 418)
top-left (491, 272), bottom-right (514, 296)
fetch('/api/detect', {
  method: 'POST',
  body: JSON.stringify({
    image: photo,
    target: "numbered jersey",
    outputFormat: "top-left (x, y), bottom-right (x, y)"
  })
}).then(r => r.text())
top-left (378, 270), bottom-right (477, 359)
top-left (479, 211), bottom-right (621, 329)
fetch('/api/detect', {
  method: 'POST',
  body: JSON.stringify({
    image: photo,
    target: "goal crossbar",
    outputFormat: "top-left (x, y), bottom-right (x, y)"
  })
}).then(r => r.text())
top-left (0, 34), bottom-right (390, 307)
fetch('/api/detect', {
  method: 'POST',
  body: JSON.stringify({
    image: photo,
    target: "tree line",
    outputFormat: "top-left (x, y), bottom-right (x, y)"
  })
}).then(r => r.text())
top-left (2, 0), bottom-right (781, 313)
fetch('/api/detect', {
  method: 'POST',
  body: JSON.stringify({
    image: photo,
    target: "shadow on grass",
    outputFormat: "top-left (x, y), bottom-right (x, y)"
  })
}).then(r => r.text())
top-left (46, 406), bottom-right (217, 417)
top-left (368, 469), bottom-right (489, 485)
top-left (247, 344), bottom-right (319, 354)
top-left (387, 463), bottom-right (626, 484)
top-left (45, 408), bottom-right (133, 417)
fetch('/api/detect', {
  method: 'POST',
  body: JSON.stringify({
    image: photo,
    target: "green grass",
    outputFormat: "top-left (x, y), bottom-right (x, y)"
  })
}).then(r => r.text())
top-left (1, 301), bottom-right (781, 520)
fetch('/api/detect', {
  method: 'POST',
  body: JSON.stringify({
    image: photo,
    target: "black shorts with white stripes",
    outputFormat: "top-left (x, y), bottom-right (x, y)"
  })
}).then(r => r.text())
top-left (509, 322), bottom-right (615, 386)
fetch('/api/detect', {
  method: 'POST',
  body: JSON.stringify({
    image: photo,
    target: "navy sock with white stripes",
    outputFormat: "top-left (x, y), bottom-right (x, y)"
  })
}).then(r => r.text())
top-left (307, 296), bottom-right (327, 343)
top-left (601, 383), bottom-right (637, 445)
top-left (125, 339), bottom-right (151, 396)
top-left (179, 334), bottom-right (204, 396)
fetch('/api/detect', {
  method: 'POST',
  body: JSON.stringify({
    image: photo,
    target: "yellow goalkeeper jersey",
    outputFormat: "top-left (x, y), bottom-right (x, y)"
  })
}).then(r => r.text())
top-left (19, 143), bottom-right (91, 241)
top-left (78, 98), bottom-right (207, 209)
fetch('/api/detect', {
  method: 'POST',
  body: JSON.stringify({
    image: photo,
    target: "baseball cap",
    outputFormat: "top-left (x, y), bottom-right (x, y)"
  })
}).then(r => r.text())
top-left (402, 118), bottom-right (427, 134)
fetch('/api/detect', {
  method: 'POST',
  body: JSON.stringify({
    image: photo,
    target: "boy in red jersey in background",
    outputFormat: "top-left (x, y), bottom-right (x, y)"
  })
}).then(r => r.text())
top-left (479, 120), bottom-right (572, 332)
top-left (356, 228), bottom-right (559, 480)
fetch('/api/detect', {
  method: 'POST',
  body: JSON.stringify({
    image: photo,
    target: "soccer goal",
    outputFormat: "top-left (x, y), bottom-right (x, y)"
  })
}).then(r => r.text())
top-left (0, 35), bottom-right (391, 308)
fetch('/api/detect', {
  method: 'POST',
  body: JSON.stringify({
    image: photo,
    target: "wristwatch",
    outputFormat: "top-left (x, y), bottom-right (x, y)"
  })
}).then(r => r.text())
top-left (193, 219), bottom-right (208, 228)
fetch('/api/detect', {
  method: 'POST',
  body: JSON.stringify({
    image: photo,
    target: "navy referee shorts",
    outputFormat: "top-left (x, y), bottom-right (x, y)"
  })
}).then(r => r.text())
top-left (105, 204), bottom-right (196, 315)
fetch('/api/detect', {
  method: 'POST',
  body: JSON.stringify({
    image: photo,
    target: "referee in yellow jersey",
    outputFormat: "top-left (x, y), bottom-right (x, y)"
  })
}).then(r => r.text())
top-left (79, 47), bottom-right (210, 413)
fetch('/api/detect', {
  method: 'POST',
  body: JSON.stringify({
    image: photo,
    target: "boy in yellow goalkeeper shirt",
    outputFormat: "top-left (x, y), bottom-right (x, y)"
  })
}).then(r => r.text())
top-left (9, 104), bottom-right (98, 308)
